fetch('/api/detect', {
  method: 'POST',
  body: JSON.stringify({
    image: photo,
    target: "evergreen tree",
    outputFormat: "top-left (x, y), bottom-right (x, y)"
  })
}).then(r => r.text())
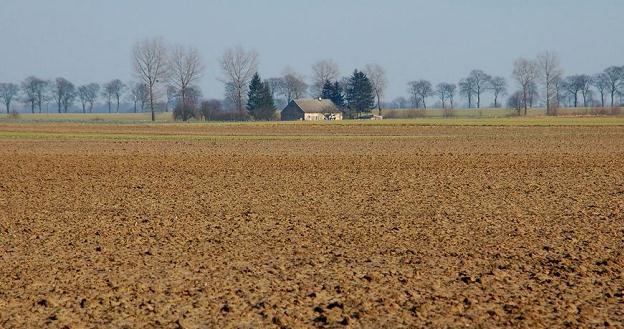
top-left (346, 70), bottom-right (375, 118)
top-left (330, 81), bottom-right (345, 108)
top-left (246, 73), bottom-right (263, 117)
top-left (321, 80), bottom-right (333, 99)
top-left (247, 73), bottom-right (276, 120)
top-left (321, 79), bottom-right (345, 109)
top-left (254, 81), bottom-right (276, 120)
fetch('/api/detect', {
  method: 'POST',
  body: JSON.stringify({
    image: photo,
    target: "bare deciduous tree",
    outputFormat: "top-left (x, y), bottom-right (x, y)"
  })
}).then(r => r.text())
top-left (102, 79), bottom-right (125, 112)
top-left (85, 83), bottom-right (99, 113)
top-left (512, 58), bottom-right (538, 115)
top-left (604, 66), bottom-right (624, 107)
top-left (364, 64), bottom-right (387, 114)
top-left (561, 75), bottom-right (585, 107)
top-left (220, 46), bottom-right (258, 115)
top-left (508, 90), bottom-right (524, 113)
top-left (407, 80), bottom-right (433, 109)
top-left (578, 74), bottom-right (592, 107)
top-left (77, 86), bottom-right (88, 113)
top-left (133, 37), bottom-right (169, 121)
top-left (436, 82), bottom-right (456, 109)
top-left (446, 84), bottom-right (457, 109)
top-left (536, 51), bottom-right (563, 115)
top-left (311, 59), bottom-right (339, 97)
top-left (281, 69), bottom-right (308, 102)
top-left (265, 77), bottom-right (284, 101)
top-left (467, 70), bottom-right (491, 108)
top-left (0, 83), bottom-right (19, 113)
top-left (592, 73), bottom-right (609, 107)
top-left (168, 45), bottom-right (203, 106)
top-left (489, 76), bottom-right (507, 108)
top-left (102, 85), bottom-right (113, 113)
top-left (37, 81), bottom-right (50, 113)
top-left (52, 78), bottom-right (76, 113)
top-left (459, 77), bottom-right (476, 108)
top-left (21, 77), bottom-right (49, 113)
top-left (127, 82), bottom-right (149, 113)
top-left (21, 77), bottom-right (39, 113)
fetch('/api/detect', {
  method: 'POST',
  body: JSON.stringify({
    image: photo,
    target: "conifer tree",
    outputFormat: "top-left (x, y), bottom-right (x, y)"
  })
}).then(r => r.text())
top-left (246, 73), bottom-right (263, 117)
top-left (346, 70), bottom-right (375, 118)
top-left (321, 79), bottom-right (345, 109)
top-left (321, 80), bottom-right (333, 100)
top-left (255, 81), bottom-right (276, 120)
top-left (330, 81), bottom-right (345, 108)
top-left (247, 73), bottom-right (276, 120)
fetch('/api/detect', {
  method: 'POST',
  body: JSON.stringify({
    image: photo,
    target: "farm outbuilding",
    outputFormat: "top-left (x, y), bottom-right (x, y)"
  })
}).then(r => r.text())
top-left (280, 99), bottom-right (343, 121)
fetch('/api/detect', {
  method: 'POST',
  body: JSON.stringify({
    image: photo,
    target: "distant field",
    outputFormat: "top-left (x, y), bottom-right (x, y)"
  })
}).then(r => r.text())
top-left (1, 109), bottom-right (623, 128)
top-left (381, 106), bottom-right (622, 119)
top-left (0, 112), bottom-right (175, 123)
top-left (0, 115), bottom-right (623, 142)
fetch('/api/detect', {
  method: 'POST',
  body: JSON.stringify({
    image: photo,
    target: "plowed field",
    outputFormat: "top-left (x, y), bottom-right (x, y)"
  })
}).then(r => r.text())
top-left (1, 122), bottom-right (623, 328)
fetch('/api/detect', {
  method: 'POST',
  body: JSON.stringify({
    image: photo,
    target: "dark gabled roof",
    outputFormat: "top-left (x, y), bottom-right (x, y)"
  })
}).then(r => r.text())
top-left (291, 99), bottom-right (340, 113)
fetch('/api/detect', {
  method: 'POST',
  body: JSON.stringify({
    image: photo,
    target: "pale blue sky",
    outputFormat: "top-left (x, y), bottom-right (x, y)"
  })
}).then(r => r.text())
top-left (1, 0), bottom-right (622, 103)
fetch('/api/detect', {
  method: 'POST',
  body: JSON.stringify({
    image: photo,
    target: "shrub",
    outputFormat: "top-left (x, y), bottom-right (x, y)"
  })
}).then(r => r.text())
top-left (197, 99), bottom-right (255, 121)
top-left (252, 107), bottom-right (276, 121)
top-left (199, 99), bottom-right (223, 121)
top-left (173, 103), bottom-right (199, 121)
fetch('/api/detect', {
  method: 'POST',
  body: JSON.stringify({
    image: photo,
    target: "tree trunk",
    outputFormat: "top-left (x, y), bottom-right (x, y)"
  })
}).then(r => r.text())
top-left (523, 87), bottom-right (528, 116)
top-left (611, 91), bottom-right (615, 108)
top-left (545, 81), bottom-right (550, 115)
top-left (237, 87), bottom-right (243, 115)
top-left (150, 87), bottom-right (155, 122)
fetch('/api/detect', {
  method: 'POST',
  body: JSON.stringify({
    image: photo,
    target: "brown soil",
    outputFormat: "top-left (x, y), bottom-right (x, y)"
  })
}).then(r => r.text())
top-left (0, 124), bottom-right (623, 328)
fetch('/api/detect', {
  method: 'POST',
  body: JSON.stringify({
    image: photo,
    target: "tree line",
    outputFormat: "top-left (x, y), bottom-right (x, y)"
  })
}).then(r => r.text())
top-left (400, 53), bottom-right (624, 116)
top-left (1, 39), bottom-right (623, 120)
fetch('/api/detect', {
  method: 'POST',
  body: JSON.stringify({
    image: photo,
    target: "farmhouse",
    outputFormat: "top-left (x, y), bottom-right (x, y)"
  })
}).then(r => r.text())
top-left (280, 99), bottom-right (343, 121)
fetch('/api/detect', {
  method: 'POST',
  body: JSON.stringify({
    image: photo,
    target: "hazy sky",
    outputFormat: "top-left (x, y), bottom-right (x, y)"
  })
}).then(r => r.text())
top-left (1, 0), bottom-right (623, 103)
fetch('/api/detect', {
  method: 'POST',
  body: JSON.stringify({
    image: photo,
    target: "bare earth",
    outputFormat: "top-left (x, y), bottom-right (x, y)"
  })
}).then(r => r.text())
top-left (0, 123), bottom-right (623, 328)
